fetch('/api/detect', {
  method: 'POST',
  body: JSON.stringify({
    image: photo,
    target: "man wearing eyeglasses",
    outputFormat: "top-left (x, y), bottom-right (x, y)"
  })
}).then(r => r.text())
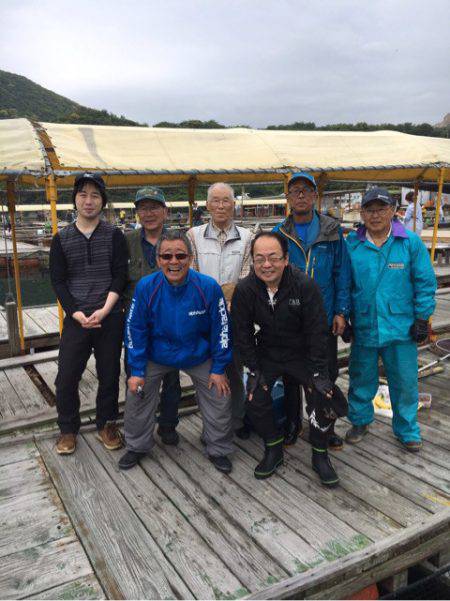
top-left (232, 232), bottom-right (347, 486)
top-left (119, 229), bottom-right (233, 473)
top-left (187, 182), bottom-right (253, 439)
top-left (273, 172), bottom-right (351, 449)
top-left (345, 187), bottom-right (436, 452)
top-left (124, 187), bottom-right (182, 446)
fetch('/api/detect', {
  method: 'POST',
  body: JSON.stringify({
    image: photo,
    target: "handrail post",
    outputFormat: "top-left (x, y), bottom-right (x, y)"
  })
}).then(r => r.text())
top-left (6, 179), bottom-right (25, 354)
top-left (45, 174), bottom-right (64, 334)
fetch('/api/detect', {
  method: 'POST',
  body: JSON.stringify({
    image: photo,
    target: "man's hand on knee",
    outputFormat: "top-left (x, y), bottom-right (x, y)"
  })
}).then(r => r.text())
top-left (128, 376), bottom-right (145, 396)
top-left (208, 373), bottom-right (230, 397)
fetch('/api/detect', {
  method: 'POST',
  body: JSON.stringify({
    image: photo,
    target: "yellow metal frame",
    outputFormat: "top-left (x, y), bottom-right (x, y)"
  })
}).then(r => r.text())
top-left (6, 180), bottom-right (25, 353)
top-left (45, 175), bottom-right (64, 334)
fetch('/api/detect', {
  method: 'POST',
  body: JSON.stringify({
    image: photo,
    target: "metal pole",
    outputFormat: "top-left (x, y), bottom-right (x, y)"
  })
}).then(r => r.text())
top-left (45, 175), bottom-right (64, 334)
top-left (284, 175), bottom-right (289, 216)
top-left (430, 168), bottom-right (445, 264)
top-left (412, 181), bottom-right (419, 233)
top-left (188, 177), bottom-right (196, 228)
top-left (6, 180), bottom-right (25, 353)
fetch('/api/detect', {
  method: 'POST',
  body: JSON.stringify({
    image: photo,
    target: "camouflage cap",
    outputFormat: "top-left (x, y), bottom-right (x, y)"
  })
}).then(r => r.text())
top-left (135, 186), bottom-right (166, 206)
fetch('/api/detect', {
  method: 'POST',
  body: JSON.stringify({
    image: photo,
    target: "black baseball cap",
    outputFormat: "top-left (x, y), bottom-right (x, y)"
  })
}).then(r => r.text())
top-left (72, 173), bottom-right (107, 208)
top-left (361, 187), bottom-right (394, 208)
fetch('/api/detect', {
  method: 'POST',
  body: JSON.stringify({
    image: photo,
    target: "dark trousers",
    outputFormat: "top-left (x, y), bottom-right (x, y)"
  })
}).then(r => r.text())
top-left (282, 330), bottom-right (338, 426)
top-left (55, 312), bottom-right (124, 434)
top-left (124, 349), bottom-right (181, 427)
top-left (248, 360), bottom-right (335, 449)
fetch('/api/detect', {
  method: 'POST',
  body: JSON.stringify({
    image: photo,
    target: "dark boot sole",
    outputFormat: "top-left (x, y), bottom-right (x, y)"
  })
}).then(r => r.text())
top-left (254, 459), bottom-right (283, 480)
top-left (312, 465), bottom-right (340, 488)
top-left (118, 461), bottom-right (140, 471)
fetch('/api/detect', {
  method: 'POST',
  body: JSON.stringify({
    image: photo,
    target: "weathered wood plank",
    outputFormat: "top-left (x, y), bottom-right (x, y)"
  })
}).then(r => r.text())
top-left (144, 439), bottom-right (289, 591)
top-left (187, 415), bottom-right (371, 556)
top-left (0, 457), bottom-right (50, 501)
top-left (245, 511), bottom-right (450, 600)
top-left (37, 436), bottom-right (192, 600)
top-left (84, 432), bottom-right (248, 600)
top-left (237, 434), bottom-right (409, 536)
top-left (25, 574), bottom-right (105, 600)
top-left (0, 350), bottom-right (59, 371)
top-left (0, 538), bottom-right (92, 600)
top-left (22, 311), bottom-right (46, 337)
top-left (24, 308), bottom-right (59, 335)
top-left (0, 369), bottom-right (23, 418)
top-left (375, 412), bottom-right (450, 451)
top-left (4, 367), bottom-right (49, 414)
top-left (0, 440), bottom-right (39, 466)
top-left (162, 419), bottom-right (324, 574)
top-left (0, 488), bottom-right (73, 558)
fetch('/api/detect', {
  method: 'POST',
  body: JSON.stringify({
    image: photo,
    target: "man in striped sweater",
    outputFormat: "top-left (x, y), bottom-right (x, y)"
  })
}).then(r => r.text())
top-left (50, 173), bottom-right (128, 455)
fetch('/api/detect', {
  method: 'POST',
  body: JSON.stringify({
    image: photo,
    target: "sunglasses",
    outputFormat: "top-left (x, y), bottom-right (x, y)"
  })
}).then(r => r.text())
top-left (158, 253), bottom-right (190, 261)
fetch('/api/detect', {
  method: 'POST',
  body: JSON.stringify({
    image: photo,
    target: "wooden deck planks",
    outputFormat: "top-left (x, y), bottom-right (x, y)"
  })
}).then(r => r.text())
top-left (84, 432), bottom-right (250, 599)
top-left (25, 574), bottom-right (105, 600)
top-left (37, 436), bottom-right (193, 600)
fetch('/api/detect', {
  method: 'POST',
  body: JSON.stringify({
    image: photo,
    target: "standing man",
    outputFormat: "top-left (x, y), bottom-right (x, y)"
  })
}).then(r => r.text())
top-left (124, 187), bottom-right (182, 445)
top-left (50, 173), bottom-right (128, 455)
top-left (346, 187), bottom-right (436, 452)
top-left (187, 182), bottom-right (253, 438)
top-left (403, 191), bottom-right (423, 235)
top-left (119, 230), bottom-right (233, 472)
top-left (274, 172), bottom-right (351, 448)
top-left (232, 232), bottom-right (346, 485)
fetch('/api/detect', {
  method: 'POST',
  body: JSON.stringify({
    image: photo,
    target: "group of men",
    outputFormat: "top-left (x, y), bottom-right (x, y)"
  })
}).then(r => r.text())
top-left (50, 171), bottom-right (436, 489)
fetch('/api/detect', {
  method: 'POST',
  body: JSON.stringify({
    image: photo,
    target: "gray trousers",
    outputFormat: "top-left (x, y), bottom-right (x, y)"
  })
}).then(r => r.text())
top-left (124, 359), bottom-right (234, 457)
top-left (227, 353), bottom-right (246, 429)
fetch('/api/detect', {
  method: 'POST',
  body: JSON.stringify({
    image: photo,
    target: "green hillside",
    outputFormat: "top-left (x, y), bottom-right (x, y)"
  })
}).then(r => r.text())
top-left (0, 70), bottom-right (142, 126)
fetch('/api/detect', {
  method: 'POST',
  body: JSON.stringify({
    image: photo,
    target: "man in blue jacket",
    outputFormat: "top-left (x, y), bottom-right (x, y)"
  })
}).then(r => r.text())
top-left (346, 187), bottom-right (436, 452)
top-left (119, 230), bottom-right (234, 472)
top-left (273, 172), bottom-right (351, 448)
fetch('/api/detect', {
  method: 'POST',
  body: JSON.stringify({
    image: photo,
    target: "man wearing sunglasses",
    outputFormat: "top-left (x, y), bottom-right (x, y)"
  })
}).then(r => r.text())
top-left (124, 187), bottom-right (182, 446)
top-left (273, 172), bottom-right (351, 449)
top-left (120, 230), bottom-right (233, 473)
top-left (345, 187), bottom-right (436, 452)
top-left (187, 182), bottom-right (253, 439)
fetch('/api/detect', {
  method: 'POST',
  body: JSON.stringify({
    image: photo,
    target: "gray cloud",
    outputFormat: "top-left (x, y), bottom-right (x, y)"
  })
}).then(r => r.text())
top-left (1, 0), bottom-right (449, 126)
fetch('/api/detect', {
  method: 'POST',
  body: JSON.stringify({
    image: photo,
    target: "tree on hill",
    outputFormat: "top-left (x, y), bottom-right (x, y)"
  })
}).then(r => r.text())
top-left (0, 69), bottom-right (144, 126)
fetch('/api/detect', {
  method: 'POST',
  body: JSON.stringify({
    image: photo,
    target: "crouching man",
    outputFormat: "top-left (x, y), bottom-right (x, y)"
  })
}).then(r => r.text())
top-left (119, 230), bottom-right (234, 473)
top-left (231, 232), bottom-right (347, 486)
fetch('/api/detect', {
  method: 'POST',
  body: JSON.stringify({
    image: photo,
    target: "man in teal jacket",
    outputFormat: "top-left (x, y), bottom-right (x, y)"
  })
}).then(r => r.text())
top-left (273, 172), bottom-right (351, 448)
top-left (346, 187), bottom-right (436, 452)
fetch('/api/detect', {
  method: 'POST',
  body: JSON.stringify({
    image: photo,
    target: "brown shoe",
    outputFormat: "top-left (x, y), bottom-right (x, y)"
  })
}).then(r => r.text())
top-left (401, 440), bottom-right (422, 453)
top-left (56, 433), bottom-right (77, 455)
top-left (97, 422), bottom-right (123, 450)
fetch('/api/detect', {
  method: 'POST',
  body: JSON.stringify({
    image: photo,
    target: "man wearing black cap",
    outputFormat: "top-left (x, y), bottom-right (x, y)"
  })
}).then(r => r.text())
top-left (345, 187), bottom-right (436, 452)
top-left (124, 187), bottom-right (182, 445)
top-left (50, 173), bottom-right (128, 455)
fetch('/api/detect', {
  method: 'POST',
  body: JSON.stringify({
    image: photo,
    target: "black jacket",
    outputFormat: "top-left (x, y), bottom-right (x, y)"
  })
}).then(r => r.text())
top-left (231, 265), bottom-right (329, 381)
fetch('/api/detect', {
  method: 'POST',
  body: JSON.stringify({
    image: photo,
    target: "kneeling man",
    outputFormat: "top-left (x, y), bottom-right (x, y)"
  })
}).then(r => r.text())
top-left (119, 230), bottom-right (234, 473)
top-left (232, 232), bottom-right (346, 486)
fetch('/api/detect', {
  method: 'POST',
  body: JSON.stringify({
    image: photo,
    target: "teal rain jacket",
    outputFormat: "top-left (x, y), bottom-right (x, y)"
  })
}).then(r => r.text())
top-left (273, 211), bottom-right (351, 325)
top-left (346, 220), bottom-right (436, 348)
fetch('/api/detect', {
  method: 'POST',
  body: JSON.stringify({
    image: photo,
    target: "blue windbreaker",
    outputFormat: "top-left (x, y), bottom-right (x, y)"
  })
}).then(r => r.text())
top-left (273, 212), bottom-right (351, 325)
top-left (346, 220), bottom-right (436, 347)
top-left (125, 269), bottom-right (232, 376)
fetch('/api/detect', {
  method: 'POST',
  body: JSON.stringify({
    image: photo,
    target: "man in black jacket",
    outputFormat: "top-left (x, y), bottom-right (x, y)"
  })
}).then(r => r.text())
top-left (50, 173), bottom-right (128, 455)
top-left (231, 232), bottom-right (345, 486)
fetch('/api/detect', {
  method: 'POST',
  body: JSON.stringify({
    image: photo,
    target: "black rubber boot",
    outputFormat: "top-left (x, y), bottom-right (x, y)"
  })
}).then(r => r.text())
top-left (254, 438), bottom-right (284, 480)
top-left (312, 448), bottom-right (339, 488)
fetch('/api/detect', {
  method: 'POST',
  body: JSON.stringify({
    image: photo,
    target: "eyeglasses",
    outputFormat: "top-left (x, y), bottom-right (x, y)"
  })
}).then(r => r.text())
top-left (253, 255), bottom-right (285, 266)
top-left (158, 253), bottom-right (190, 261)
top-left (362, 206), bottom-right (391, 216)
top-left (288, 187), bottom-right (315, 197)
top-left (209, 199), bottom-right (233, 206)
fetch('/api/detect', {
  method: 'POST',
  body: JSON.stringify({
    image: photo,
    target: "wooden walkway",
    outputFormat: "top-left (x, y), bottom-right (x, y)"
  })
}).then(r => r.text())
top-left (0, 347), bottom-right (449, 598)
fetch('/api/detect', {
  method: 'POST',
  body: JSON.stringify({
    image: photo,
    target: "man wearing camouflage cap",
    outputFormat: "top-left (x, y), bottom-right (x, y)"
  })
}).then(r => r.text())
top-left (124, 187), bottom-right (182, 445)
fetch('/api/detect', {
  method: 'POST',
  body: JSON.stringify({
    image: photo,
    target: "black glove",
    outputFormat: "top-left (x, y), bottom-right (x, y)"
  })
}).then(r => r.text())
top-left (410, 319), bottom-right (428, 343)
top-left (246, 370), bottom-right (267, 398)
top-left (311, 372), bottom-right (333, 398)
top-left (341, 322), bottom-right (353, 343)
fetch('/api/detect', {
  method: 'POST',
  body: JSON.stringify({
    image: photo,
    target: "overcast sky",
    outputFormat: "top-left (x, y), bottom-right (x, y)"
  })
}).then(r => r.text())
top-left (1, 0), bottom-right (449, 127)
